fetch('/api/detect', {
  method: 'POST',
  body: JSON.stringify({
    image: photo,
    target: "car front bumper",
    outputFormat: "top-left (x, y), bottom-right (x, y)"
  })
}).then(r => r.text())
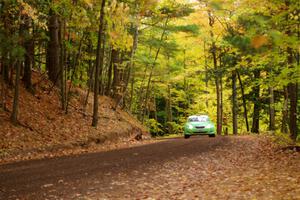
top-left (184, 127), bottom-right (215, 135)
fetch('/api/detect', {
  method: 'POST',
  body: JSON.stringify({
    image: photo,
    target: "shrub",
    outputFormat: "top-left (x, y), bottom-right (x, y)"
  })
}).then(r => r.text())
top-left (145, 119), bottom-right (164, 137)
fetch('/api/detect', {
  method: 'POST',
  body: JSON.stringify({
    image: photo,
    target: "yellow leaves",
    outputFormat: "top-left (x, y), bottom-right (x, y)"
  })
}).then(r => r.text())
top-left (289, 10), bottom-right (299, 21)
top-left (109, 31), bottom-right (131, 48)
top-left (108, 26), bottom-right (133, 51)
top-left (72, 7), bottom-right (91, 29)
top-left (139, 0), bottom-right (158, 13)
top-left (109, 0), bottom-right (118, 12)
top-left (16, 0), bottom-right (48, 30)
top-left (18, 0), bottom-right (38, 19)
top-left (82, 0), bottom-right (93, 8)
top-left (251, 35), bottom-right (269, 49)
top-left (106, 1), bottom-right (133, 51)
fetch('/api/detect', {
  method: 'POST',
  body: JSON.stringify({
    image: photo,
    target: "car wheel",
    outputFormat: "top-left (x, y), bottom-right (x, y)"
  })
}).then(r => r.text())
top-left (209, 134), bottom-right (216, 137)
top-left (184, 135), bottom-right (190, 139)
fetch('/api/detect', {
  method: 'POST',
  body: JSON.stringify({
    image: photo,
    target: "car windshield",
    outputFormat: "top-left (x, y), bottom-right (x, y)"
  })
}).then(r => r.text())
top-left (188, 116), bottom-right (209, 122)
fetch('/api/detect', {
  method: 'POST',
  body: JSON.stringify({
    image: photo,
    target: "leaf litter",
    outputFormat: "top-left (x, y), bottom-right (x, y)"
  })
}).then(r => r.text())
top-left (0, 71), bottom-right (151, 164)
top-left (86, 136), bottom-right (300, 200)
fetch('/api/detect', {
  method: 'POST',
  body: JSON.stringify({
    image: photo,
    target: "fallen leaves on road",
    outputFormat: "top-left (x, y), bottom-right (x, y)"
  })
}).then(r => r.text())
top-left (88, 136), bottom-right (300, 200)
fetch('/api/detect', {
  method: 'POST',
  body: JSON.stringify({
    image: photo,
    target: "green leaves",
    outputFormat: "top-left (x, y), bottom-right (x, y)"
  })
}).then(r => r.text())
top-left (224, 34), bottom-right (251, 52)
top-left (166, 24), bottom-right (199, 34)
top-left (158, 1), bottom-right (194, 18)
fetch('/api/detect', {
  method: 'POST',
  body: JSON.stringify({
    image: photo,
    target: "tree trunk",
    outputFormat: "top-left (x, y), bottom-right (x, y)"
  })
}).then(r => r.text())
top-left (65, 33), bottom-right (86, 114)
top-left (37, 41), bottom-right (42, 71)
top-left (135, 44), bottom-right (155, 118)
top-left (128, 74), bottom-right (134, 112)
top-left (92, 0), bottom-right (106, 127)
top-left (111, 49), bottom-right (120, 99)
top-left (208, 10), bottom-right (222, 135)
top-left (1, 58), bottom-right (7, 111)
top-left (11, 61), bottom-right (21, 125)
top-left (285, 1), bottom-right (298, 140)
top-left (1, 75), bottom-right (7, 111)
top-left (137, 48), bottom-right (151, 120)
top-left (2, 54), bottom-right (9, 83)
top-left (114, 23), bottom-right (139, 110)
top-left (2, 5), bottom-right (10, 83)
top-left (59, 18), bottom-right (66, 111)
top-left (237, 70), bottom-right (249, 132)
top-left (106, 47), bottom-right (113, 96)
top-left (269, 85), bottom-right (275, 131)
top-left (47, 10), bottom-right (60, 86)
top-left (166, 83), bottom-right (173, 133)
top-left (288, 85), bottom-right (298, 141)
top-left (287, 48), bottom-right (298, 140)
top-left (220, 57), bottom-right (223, 135)
top-left (22, 16), bottom-right (33, 92)
top-left (232, 70), bottom-right (238, 135)
top-left (183, 48), bottom-right (190, 117)
top-left (11, 15), bottom-right (25, 124)
top-left (204, 42), bottom-right (209, 109)
top-left (98, 29), bottom-right (106, 96)
top-left (83, 62), bottom-right (94, 112)
top-left (153, 94), bottom-right (158, 121)
top-left (86, 41), bottom-right (94, 91)
top-left (211, 44), bottom-right (221, 135)
top-left (215, 64), bottom-right (222, 135)
top-left (141, 66), bottom-right (155, 124)
top-left (251, 70), bottom-right (260, 133)
top-left (9, 59), bottom-right (14, 86)
top-left (281, 87), bottom-right (289, 133)
top-left (141, 16), bottom-right (169, 123)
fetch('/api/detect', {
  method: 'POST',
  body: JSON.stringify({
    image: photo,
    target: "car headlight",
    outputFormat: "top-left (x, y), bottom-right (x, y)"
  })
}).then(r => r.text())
top-left (206, 124), bottom-right (212, 128)
top-left (188, 124), bottom-right (193, 129)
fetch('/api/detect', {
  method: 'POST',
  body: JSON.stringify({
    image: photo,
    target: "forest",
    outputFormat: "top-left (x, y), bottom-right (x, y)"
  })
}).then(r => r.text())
top-left (0, 0), bottom-right (299, 141)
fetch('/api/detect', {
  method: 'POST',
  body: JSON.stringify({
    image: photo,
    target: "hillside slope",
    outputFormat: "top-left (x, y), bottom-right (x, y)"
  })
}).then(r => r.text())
top-left (0, 71), bottom-right (149, 163)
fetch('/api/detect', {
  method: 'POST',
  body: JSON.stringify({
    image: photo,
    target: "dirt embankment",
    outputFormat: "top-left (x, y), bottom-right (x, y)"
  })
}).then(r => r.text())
top-left (0, 71), bottom-right (150, 163)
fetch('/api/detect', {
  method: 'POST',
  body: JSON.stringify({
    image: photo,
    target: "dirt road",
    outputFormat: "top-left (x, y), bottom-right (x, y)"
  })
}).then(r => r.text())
top-left (1, 136), bottom-right (299, 199)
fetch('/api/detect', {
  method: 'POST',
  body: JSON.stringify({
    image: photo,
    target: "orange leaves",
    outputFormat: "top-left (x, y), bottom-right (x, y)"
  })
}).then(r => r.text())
top-left (109, 31), bottom-right (119, 41)
top-left (251, 35), bottom-right (269, 49)
top-left (18, 0), bottom-right (37, 18)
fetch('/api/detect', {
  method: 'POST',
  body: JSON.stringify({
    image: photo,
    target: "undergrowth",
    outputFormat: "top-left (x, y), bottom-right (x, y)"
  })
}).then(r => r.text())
top-left (261, 131), bottom-right (300, 147)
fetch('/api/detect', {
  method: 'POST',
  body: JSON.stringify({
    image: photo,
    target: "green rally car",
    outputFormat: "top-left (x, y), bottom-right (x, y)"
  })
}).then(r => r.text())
top-left (184, 115), bottom-right (216, 138)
